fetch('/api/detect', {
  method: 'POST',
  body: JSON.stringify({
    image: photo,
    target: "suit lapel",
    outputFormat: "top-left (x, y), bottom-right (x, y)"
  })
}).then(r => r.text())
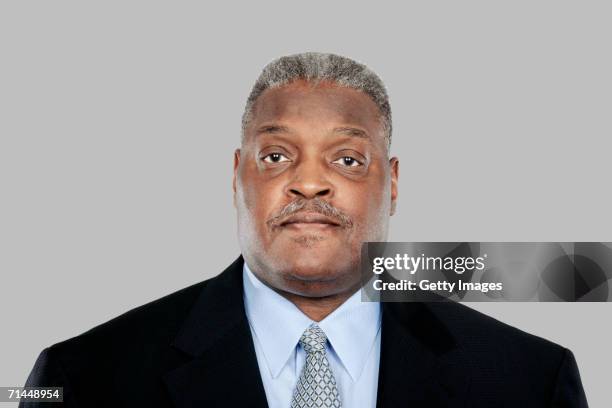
top-left (163, 256), bottom-right (269, 407)
top-left (376, 302), bottom-right (471, 408)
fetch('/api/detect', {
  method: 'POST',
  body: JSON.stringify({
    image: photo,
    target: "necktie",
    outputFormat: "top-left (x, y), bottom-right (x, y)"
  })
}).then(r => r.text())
top-left (290, 324), bottom-right (342, 408)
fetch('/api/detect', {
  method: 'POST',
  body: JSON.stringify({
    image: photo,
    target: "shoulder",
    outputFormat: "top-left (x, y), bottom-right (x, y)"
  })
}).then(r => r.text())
top-left (23, 276), bottom-right (217, 398)
top-left (41, 278), bottom-right (215, 371)
top-left (37, 257), bottom-right (244, 368)
top-left (48, 279), bottom-right (209, 359)
top-left (426, 301), bottom-right (565, 355)
top-left (424, 302), bottom-right (587, 405)
top-left (423, 301), bottom-right (572, 386)
top-left (23, 258), bottom-right (247, 406)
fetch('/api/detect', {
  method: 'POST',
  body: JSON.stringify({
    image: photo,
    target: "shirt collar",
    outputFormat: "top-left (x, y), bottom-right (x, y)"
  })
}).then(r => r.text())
top-left (242, 262), bottom-right (381, 382)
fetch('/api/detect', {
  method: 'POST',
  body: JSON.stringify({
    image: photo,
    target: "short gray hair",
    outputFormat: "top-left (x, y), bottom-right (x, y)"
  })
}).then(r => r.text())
top-left (242, 52), bottom-right (392, 147)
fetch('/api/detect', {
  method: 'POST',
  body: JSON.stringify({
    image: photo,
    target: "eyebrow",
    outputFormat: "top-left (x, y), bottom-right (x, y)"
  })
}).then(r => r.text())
top-left (255, 124), bottom-right (369, 139)
top-left (332, 126), bottom-right (369, 139)
top-left (255, 125), bottom-right (291, 135)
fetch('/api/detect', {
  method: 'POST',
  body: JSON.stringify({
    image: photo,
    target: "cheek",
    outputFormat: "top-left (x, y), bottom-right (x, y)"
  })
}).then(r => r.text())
top-left (339, 173), bottom-right (389, 215)
top-left (338, 177), bottom-right (390, 239)
top-left (239, 172), bottom-right (285, 223)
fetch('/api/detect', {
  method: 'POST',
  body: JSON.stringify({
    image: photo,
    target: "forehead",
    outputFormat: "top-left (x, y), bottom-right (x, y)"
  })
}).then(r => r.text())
top-left (247, 80), bottom-right (385, 141)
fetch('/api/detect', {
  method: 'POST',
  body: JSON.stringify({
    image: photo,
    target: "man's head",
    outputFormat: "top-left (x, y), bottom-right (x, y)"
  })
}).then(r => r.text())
top-left (233, 52), bottom-right (399, 299)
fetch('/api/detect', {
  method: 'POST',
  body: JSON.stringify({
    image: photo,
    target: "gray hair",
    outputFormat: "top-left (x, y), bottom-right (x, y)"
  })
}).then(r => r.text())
top-left (241, 52), bottom-right (392, 147)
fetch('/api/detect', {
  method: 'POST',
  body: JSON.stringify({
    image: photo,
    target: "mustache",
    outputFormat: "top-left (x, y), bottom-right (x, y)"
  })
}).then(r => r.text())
top-left (266, 198), bottom-right (354, 229)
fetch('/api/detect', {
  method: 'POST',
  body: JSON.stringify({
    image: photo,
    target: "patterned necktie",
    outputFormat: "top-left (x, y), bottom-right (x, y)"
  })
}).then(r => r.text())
top-left (290, 324), bottom-right (342, 408)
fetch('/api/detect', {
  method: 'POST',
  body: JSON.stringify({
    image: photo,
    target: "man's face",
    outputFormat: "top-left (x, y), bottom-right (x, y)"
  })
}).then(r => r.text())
top-left (234, 80), bottom-right (398, 298)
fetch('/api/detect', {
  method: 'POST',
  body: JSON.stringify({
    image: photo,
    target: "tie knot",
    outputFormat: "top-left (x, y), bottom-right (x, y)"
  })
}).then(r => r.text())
top-left (299, 324), bottom-right (327, 354)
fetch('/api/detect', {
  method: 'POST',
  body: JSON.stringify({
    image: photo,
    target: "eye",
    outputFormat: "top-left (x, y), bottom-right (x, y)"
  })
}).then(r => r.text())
top-left (262, 153), bottom-right (290, 163)
top-left (332, 156), bottom-right (363, 167)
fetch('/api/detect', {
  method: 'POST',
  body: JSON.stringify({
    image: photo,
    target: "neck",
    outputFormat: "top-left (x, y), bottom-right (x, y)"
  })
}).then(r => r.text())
top-left (244, 259), bottom-right (361, 321)
top-left (280, 291), bottom-right (354, 321)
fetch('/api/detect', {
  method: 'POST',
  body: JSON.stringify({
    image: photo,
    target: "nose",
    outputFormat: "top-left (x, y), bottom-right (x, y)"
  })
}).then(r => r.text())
top-left (285, 158), bottom-right (334, 200)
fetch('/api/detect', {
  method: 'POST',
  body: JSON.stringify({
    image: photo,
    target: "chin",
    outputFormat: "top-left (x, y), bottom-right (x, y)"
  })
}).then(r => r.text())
top-left (286, 262), bottom-right (340, 282)
top-left (277, 252), bottom-right (358, 295)
top-left (284, 241), bottom-right (351, 273)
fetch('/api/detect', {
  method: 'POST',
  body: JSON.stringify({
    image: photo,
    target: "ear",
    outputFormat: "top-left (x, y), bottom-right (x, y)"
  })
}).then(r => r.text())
top-left (232, 149), bottom-right (241, 207)
top-left (389, 157), bottom-right (399, 215)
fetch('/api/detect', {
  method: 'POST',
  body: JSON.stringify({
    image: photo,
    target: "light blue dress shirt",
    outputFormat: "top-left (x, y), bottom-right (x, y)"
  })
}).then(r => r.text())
top-left (242, 263), bottom-right (382, 408)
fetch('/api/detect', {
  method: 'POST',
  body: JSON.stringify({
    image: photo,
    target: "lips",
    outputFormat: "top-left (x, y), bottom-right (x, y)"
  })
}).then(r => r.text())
top-left (279, 212), bottom-right (341, 227)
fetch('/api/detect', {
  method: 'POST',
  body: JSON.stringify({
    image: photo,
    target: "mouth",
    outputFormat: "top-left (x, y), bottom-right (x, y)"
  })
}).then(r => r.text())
top-left (279, 212), bottom-right (341, 229)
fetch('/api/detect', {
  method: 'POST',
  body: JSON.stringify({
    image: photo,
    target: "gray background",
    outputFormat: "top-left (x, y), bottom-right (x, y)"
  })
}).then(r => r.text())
top-left (1, 1), bottom-right (610, 406)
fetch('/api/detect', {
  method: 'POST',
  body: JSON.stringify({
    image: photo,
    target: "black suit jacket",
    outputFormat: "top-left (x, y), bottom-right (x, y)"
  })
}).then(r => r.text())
top-left (22, 256), bottom-right (588, 407)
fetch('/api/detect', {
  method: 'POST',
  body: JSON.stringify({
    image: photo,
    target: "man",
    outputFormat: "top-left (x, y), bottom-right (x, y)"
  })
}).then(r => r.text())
top-left (22, 53), bottom-right (588, 407)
